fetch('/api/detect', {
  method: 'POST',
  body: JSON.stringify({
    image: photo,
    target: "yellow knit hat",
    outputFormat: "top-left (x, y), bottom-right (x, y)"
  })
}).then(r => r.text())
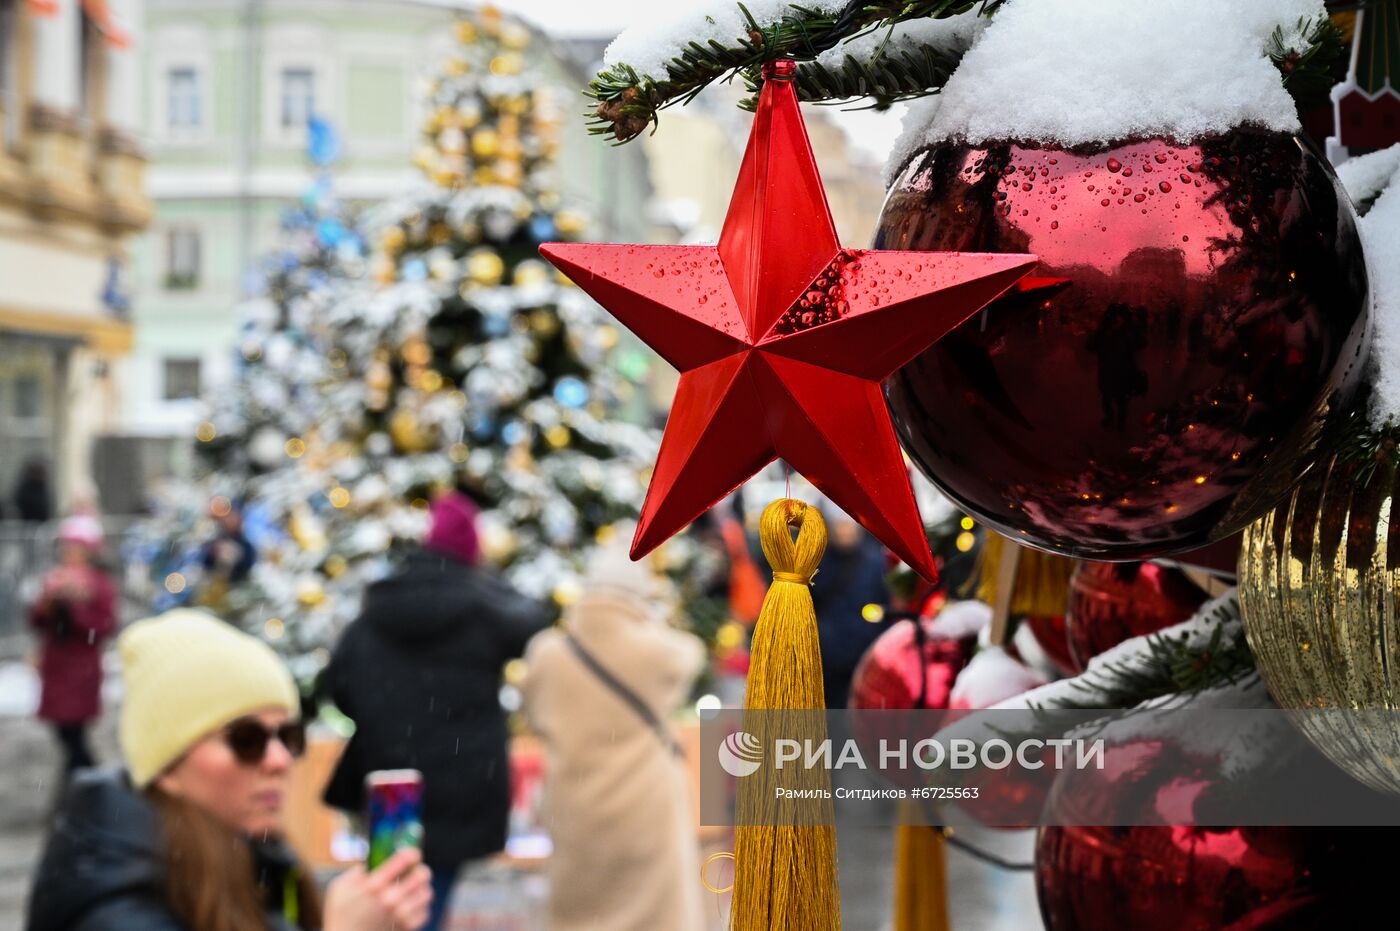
top-left (119, 609), bottom-right (300, 787)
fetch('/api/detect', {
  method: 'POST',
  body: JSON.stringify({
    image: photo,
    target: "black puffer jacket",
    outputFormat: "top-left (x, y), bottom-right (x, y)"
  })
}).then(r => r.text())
top-left (322, 549), bottom-right (549, 870)
top-left (26, 769), bottom-right (303, 931)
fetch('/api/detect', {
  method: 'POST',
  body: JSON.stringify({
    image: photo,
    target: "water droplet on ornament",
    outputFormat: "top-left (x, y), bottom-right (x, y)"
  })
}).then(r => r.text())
top-left (1159, 181), bottom-right (1172, 193)
top-left (1050, 221), bottom-right (1059, 230)
top-left (1182, 235), bottom-right (1190, 242)
top-left (1154, 153), bottom-right (1168, 164)
top-left (1107, 158), bottom-right (1122, 172)
top-left (653, 269), bottom-right (665, 278)
top-left (1134, 194), bottom-right (1146, 203)
top-left (1122, 167), bottom-right (1133, 177)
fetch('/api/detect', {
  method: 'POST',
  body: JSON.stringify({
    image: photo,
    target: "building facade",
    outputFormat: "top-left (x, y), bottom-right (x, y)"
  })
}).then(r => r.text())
top-left (0, 0), bottom-right (150, 513)
top-left (127, 0), bottom-right (653, 467)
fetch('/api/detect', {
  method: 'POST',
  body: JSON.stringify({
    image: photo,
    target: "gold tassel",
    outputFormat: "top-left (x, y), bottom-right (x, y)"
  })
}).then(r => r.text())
top-left (893, 821), bottom-right (950, 931)
top-left (972, 531), bottom-right (1076, 618)
top-left (731, 499), bottom-right (841, 930)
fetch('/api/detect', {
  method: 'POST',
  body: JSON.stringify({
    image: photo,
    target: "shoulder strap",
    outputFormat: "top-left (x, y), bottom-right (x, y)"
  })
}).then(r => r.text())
top-left (562, 632), bottom-right (683, 758)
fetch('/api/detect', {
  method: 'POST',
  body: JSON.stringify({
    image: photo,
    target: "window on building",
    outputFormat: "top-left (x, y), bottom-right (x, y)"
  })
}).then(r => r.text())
top-left (163, 358), bottom-right (202, 401)
top-left (167, 67), bottom-right (201, 131)
top-left (13, 374), bottom-right (41, 419)
top-left (280, 67), bottom-right (315, 129)
top-left (165, 227), bottom-right (201, 290)
top-left (78, 11), bottom-right (105, 120)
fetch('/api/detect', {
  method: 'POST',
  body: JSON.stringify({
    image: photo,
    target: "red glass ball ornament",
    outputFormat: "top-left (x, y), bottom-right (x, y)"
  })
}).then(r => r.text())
top-left (1064, 561), bottom-right (1208, 671)
top-left (879, 131), bottom-right (1370, 558)
top-left (1023, 614), bottom-right (1075, 675)
top-left (849, 612), bottom-right (978, 791)
top-left (849, 617), bottom-right (973, 711)
top-left (1036, 739), bottom-right (1390, 929)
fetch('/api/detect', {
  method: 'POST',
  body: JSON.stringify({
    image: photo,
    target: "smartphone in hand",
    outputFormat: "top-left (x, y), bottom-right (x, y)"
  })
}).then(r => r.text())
top-left (365, 769), bottom-right (424, 870)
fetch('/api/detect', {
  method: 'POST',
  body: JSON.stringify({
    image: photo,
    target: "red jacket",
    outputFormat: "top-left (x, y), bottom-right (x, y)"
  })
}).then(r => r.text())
top-left (29, 565), bottom-right (117, 724)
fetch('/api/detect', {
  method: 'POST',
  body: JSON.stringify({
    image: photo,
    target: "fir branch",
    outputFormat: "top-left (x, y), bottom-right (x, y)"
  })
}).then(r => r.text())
top-left (1033, 599), bottom-right (1256, 713)
top-left (1269, 15), bottom-right (1348, 108)
top-left (1328, 402), bottom-right (1400, 486)
top-left (591, 1), bottom-right (1349, 142)
top-left (587, 1), bottom-right (990, 141)
top-left (738, 35), bottom-right (965, 110)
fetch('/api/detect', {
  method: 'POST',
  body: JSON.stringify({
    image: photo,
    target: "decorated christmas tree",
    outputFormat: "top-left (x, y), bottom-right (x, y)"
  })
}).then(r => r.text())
top-left (136, 7), bottom-right (725, 678)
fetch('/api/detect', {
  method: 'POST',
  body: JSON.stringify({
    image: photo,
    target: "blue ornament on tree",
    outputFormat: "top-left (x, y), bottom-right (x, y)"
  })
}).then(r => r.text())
top-left (553, 376), bottom-right (589, 408)
top-left (307, 116), bottom-right (342, 167)
top-left (317, 217), bottom-right (347, 248)
top-left (528, 214), bottom-right (557, 242)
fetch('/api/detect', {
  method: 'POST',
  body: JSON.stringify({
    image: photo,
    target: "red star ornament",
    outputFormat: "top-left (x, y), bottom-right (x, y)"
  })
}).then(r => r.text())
top-left (541, 61), bottom-right (1036, 580)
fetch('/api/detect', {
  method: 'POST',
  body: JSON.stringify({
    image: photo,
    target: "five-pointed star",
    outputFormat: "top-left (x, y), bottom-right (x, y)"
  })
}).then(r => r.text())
top-left (541, 70), bottom-right (1035, 580)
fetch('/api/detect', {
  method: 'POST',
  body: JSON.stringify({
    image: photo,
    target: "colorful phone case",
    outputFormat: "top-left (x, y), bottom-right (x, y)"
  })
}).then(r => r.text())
top-left (365, 769), bottom-right (424, 870)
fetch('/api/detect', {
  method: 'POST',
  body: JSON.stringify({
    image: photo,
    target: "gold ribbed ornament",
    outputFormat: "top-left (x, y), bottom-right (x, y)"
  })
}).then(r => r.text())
top-left (1238, 439), bottom-right (1400, 794)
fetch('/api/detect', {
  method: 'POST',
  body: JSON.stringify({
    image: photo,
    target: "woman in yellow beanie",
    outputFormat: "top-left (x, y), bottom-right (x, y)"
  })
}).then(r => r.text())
top-left (26, 609), bottom-right (433, 931)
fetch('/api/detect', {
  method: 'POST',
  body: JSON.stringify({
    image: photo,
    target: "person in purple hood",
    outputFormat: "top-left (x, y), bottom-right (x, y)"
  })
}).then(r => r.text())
top-left (322, 490), bottom-right (548, 931)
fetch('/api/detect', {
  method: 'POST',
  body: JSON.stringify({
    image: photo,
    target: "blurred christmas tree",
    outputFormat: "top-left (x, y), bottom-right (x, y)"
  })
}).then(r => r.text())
top-left (137, 6), bottom-right (722, 680)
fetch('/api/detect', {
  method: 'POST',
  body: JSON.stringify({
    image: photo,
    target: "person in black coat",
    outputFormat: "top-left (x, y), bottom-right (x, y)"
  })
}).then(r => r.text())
top-left (323, 491), bottom-right (549, 931)
top-left (812, 507), bottom-right (894, 710)
top-left (12, 457), bottom-right (54, 523)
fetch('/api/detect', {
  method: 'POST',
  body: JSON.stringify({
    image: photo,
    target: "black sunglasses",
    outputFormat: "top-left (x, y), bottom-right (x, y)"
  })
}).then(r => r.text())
top-left (222, 719), bottom-right (307, 765)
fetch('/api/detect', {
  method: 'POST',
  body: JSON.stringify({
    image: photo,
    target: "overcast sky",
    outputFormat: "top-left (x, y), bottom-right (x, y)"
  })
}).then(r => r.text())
top-left (485, 0), bottom-right (908, 164)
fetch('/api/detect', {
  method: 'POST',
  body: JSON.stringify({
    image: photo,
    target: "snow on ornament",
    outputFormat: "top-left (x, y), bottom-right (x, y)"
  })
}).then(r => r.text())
top-left (879, 0), bottom-right (1370, 559)
top-left (249, 426), bottom-right (289, 469)
top-left (603, 0), bottom-right (844, 85)
top-left (948, 645), bottom-right (1048, 712)
top-left (364, 432), bottom-right (393, 458)
top-left (1351, 148), bottom-right (1400, 427)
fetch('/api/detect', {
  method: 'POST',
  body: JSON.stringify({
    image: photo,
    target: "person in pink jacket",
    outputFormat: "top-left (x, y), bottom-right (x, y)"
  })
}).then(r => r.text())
top-left (29, 514), bottom-right (118, 776)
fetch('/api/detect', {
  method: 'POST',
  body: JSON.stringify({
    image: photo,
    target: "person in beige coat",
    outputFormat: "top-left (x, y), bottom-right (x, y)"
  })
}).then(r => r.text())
top-left (522, 533), bottom-right (707, 931)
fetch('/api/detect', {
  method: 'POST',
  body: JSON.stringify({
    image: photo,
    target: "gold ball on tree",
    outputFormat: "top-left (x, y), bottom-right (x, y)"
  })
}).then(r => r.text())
top-left (466, 248), bottom-right (505, 286)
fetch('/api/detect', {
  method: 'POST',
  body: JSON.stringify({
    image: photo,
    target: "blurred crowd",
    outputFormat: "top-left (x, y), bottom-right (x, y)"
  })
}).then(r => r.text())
top-left (10, 472), bottom-right (902, 931)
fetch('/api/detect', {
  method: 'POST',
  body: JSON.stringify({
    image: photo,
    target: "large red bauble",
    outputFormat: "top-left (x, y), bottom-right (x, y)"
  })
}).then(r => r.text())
top-left (879, 131), bottom-right (1370, 558)
top-left (849, 616), bottom-right (972, 711)
top-left (1023, 614), bottom-right (1075, 675)
top-left (849, 614), bottom-right (977, 792)
top-left (1063, 561), bottom-right (1208, 671)
top-left (1035, 739), bottom-right (1390, 929)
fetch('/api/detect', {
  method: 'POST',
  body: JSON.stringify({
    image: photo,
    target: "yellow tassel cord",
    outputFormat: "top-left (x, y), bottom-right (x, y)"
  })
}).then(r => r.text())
top-left (892, 821), bottom-right (950, 931)
top-left (971, 531), bottom-right (1076, 618)
top-left (731, 499), bottom-right (841, 931)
